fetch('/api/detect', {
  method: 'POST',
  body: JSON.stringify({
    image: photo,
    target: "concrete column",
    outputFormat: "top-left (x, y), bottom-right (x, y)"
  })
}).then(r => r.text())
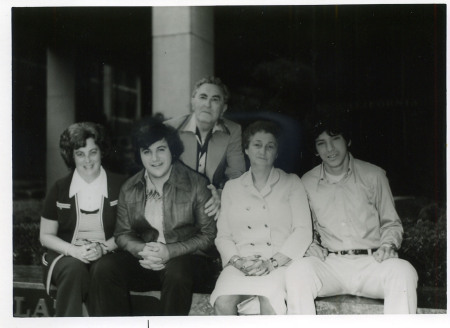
top-left (46, 47), bottom-right (75, 190)
top-left (152, 7), bottom-right (214, 119)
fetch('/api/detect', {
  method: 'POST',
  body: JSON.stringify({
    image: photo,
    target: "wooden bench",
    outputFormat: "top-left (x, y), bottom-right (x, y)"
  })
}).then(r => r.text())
top-left (13, 265), bottom-right (446, 316)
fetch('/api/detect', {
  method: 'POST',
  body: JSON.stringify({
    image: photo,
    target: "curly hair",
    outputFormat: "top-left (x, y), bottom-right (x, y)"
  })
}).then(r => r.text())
top-left (242, 120), bottom-right (282, 150)
top-left (59, 122), bottom-right (110, 169)
top-left (132, 117), bottom-right (184, 166)
top-left (191, 76), bottom-right (230, 104)
top-left (306, 106), bottom-right (352, 153)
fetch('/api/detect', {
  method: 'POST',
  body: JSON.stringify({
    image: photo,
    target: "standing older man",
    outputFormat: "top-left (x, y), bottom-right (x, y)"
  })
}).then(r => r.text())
top-left (286, 113), bottom-right (418, 314)
top-left (165, 76), bottom-right (246, 218)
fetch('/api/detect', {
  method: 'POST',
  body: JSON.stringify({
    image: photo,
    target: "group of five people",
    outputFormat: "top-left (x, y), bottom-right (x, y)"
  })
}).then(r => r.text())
top-left (39, 76), bottom-right (418, 317)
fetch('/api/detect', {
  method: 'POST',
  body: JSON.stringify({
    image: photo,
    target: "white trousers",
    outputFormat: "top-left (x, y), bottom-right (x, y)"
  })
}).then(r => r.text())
top-left (285, 254), bottom-right (418, 314)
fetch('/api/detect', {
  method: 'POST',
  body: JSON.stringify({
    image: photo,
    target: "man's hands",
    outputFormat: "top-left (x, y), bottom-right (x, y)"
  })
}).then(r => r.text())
top-left (138, 242), bottom-right (170, 271)
top-left (373, 244), bottom-right (398, 263)
top-left (304, 241), bottom-right (398, 263)
top-left (305, 241), bottom-right (328, 261)
top-left (205, 185), bottom-right (221, 219)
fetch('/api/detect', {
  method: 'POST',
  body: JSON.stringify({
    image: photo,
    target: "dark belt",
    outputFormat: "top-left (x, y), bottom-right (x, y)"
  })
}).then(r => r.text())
top-left (329, 248), bottom-right (378, 256)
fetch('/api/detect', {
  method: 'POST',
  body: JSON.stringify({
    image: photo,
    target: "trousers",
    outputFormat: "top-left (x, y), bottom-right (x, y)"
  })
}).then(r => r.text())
top-left (88, 251), bottom-right (209, 316)
top-left (285, 254), bottom-right (418, 314)
top-left (50, 255), bottom-right (103, 316)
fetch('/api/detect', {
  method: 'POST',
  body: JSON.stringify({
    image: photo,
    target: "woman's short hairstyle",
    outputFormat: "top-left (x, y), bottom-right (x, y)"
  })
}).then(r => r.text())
top-left (132, 118), bottom-right (184, 165)
top-left (242, 120), bottom-right (282, 150)
top-left (191, 76), bottom-right (230, 104)
top-left (60, 122), bottom-right (110, 169)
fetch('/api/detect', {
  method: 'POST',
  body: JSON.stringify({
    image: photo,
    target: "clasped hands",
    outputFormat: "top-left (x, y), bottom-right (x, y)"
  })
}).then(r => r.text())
top-left (70, 242), bottom-right (103, 263)
top-left (138, 242), bottom-right (170, 271)
top-left (232, 255), bottom-right (274, 276)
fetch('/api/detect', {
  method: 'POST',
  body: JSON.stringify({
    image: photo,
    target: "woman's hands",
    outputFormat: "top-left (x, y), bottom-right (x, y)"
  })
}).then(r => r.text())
top-left (67, 242), bottom-right (103, 263)
top-left (84, 242), bottom-right (103, 262)
top-left (230, 255), bottom-right (274, 276)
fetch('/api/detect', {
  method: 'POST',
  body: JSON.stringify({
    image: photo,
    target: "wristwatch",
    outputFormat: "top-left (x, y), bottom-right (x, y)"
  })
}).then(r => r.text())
top-left (270, 257), bottom-right (279, 269)
top-left (229, 256), bottom-right (241, 266)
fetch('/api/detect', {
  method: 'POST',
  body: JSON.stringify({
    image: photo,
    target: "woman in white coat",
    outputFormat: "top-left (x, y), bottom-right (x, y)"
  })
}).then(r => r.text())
top-left (210, 120), bottom-right (312, 315)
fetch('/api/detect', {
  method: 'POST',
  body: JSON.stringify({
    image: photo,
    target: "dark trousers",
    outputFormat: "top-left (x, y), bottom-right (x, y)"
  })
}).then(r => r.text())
top-left (88, 251), bottom-right (209, 316)
top-left (51, 256), bottom-right (104, 316)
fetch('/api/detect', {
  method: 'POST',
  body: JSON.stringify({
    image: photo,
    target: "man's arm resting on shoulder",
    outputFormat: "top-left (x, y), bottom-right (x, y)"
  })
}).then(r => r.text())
top-left (204, 184), bottom-right (222, 218)
top-left (224, 124), bottom-right (246, 180)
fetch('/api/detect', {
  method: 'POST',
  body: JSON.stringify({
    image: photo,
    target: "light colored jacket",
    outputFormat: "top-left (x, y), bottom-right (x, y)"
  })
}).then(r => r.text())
top-left (165, 114), bottom-right (246, 189)
top-left (215, 168), bottom-right (313, 266)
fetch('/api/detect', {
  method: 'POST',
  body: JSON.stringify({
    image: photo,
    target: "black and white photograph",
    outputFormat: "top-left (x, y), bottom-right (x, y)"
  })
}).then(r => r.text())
top-left (5, 0), bottom-right (448, 327)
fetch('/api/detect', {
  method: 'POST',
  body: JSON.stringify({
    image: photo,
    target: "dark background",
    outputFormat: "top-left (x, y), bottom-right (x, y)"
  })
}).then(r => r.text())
top-left (11, 5), bottom-right (447, 293)
top-left (215, 5), bottom-right (446, 204)
top-left (12, 5), bottom-right (446, 203)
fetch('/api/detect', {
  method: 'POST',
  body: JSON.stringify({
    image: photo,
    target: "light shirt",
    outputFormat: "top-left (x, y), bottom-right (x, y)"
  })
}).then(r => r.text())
top-left (144, 170), bottom-right (166, 244)
top-left (69, 167), bottom-right (108, 244)
top-left (74, 212), bottom-right (105, 245)
top-left (301, 154), bottom-right (403, 252)
top-left (324, 170), bottom-right (346, 184)
top-left (69, 167), bottom-right (108, 211)
top-left (184, 113), bottom-right (225, 174)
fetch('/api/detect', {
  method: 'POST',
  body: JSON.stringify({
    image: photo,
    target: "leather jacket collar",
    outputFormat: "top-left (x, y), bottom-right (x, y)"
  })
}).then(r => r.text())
top-left (128, 161), bottom-right (192, 193)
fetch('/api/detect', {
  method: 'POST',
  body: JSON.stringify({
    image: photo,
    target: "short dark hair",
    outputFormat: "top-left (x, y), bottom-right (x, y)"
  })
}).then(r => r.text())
top-left (308, 107), bottom-right (352, 145)
top-left (191, 76), bottom-right (230, 104)
top-left (242, 120), bottom-right (282, 150)
top-left (60, 122), bottom-right (110, 169)
top-left (132, 117), bottom-right (184, 165)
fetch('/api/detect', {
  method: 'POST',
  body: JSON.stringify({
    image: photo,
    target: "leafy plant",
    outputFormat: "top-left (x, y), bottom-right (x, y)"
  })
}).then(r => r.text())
top-left (399, 200), bottom-right (447, 288)
top-left (13, 221), bottom-right (42, 265)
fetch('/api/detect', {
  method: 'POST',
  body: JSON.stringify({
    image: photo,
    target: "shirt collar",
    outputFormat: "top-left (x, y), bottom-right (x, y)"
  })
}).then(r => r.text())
top-left (135, 161), bottom-right (191, 193)
top-left (144, 170), bottom-right (157, 192)
top-left (69, 166), bottom-right (108, 198)
top-left (144, 168), bottom-right (172, 194)
top-left (144, 170), bottom-right (164, 199)
top-left (318, 153), bottom-right (356, 186)
top-left (241, 167), bottom-right (280, 196)
top-left (182, 113), bottom-right (227, 134)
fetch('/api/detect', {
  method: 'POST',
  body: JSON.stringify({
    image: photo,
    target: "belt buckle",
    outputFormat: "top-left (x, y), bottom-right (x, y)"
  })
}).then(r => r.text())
top-left (347, 249), bottom-right (354, 255)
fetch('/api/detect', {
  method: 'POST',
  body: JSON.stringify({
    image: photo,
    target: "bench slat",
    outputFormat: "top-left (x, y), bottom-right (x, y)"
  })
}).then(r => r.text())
top-left (13, 265), bottom-right (446, 315)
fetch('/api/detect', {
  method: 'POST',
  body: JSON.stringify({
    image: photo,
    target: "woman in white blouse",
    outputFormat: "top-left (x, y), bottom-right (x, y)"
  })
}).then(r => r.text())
top-left (39, 122), bottom-right (124, 316)
top-left (210, 120), bottom-right (312, 315)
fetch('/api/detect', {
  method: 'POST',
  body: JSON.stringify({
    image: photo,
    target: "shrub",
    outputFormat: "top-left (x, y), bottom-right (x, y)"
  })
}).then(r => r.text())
top-left (399, 200), bottom-right (447, 288)
top-left (13, 220), bottom-right (42, 265)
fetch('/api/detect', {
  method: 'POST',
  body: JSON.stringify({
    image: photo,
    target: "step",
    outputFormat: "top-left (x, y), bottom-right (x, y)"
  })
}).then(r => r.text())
top-left (13, 265), bottom-right (446, 316)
